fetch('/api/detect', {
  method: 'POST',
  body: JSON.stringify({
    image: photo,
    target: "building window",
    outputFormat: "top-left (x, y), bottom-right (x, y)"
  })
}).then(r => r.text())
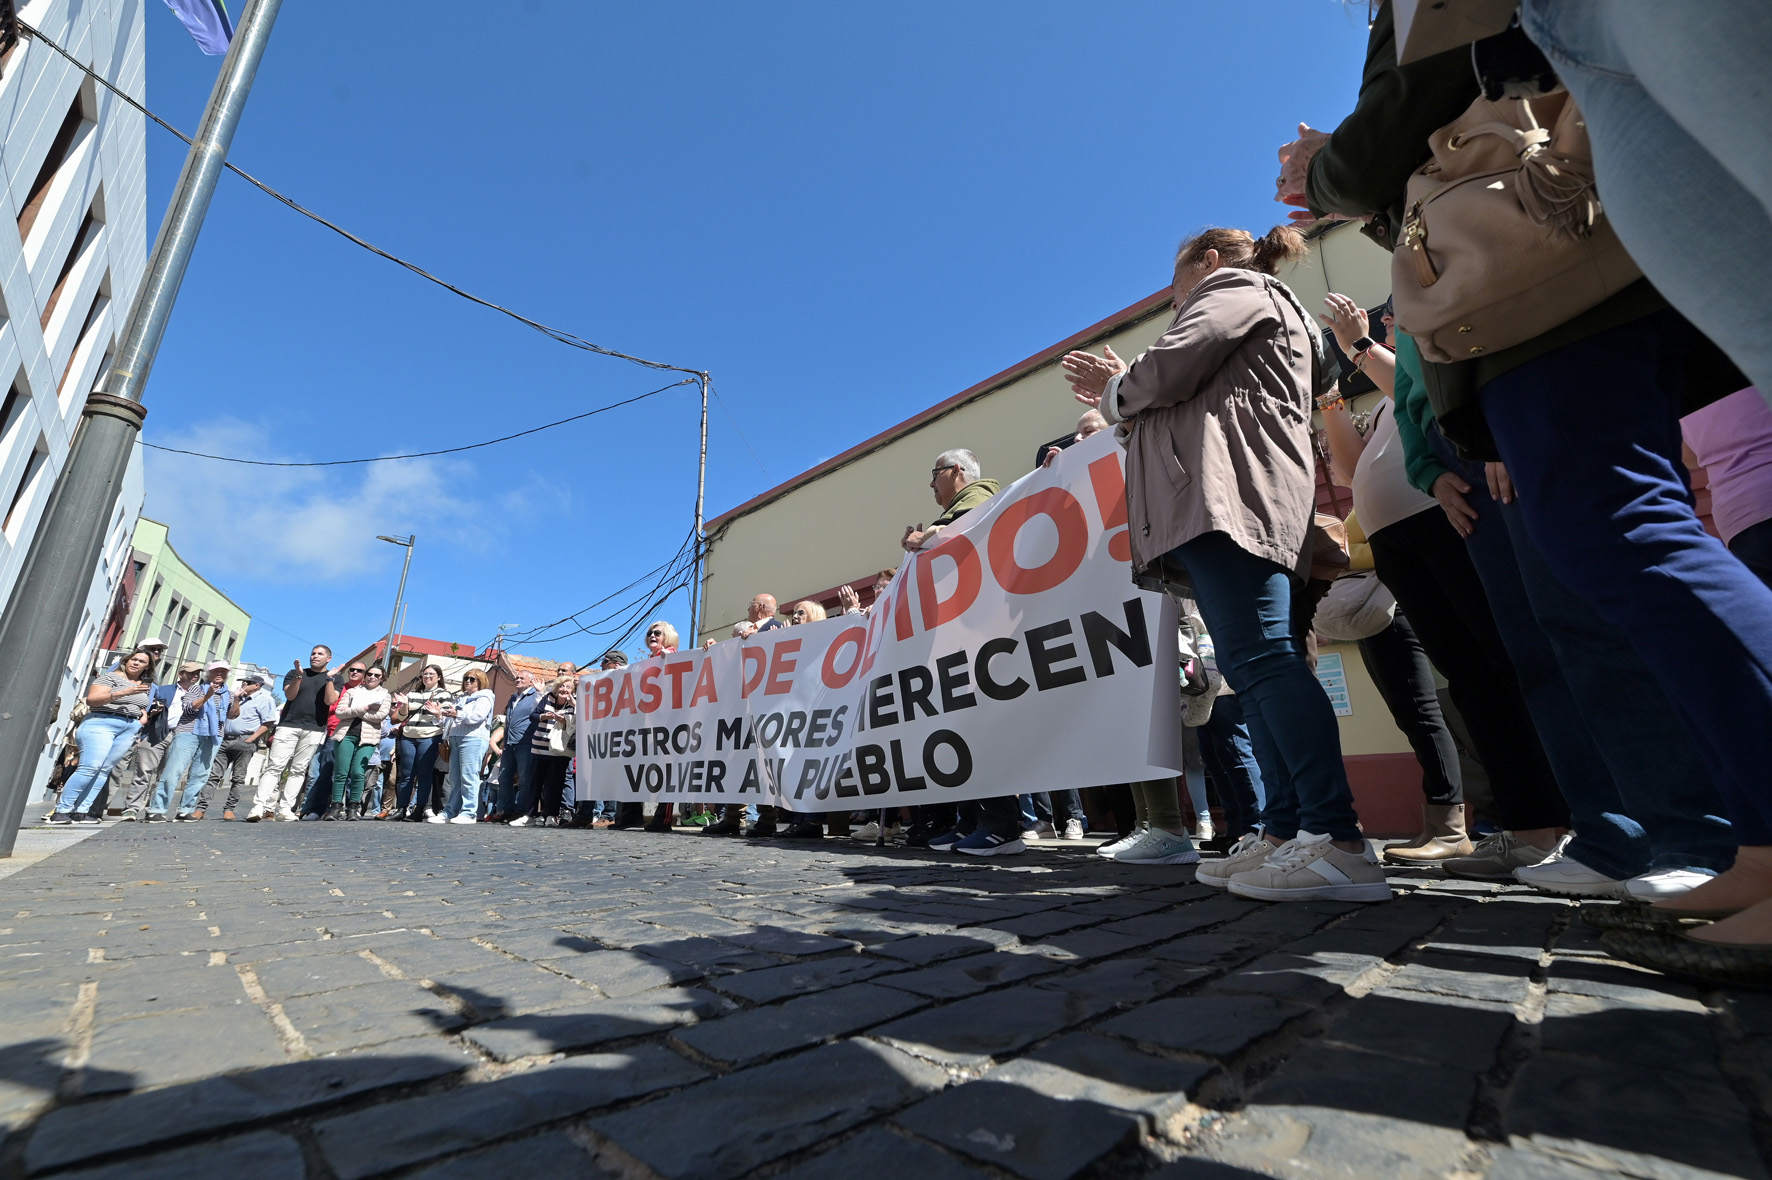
top-left (2, 436), bottom-right (48, 541)
top-left (140, 574), bottom-right (164, 644)
top-left (39, 205), bottom-right (102, 330)
top-left (57, 285), bottom-right (109, 401)
top-left (0, 377), bottom-right (27, 467)
top-left (16, 92), bottom-right (88, 242)
top-left (225, 633), bottom-right (237, 662)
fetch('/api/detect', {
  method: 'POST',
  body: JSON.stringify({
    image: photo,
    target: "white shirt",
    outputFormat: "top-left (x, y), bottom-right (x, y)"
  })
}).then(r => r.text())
top-left (1352, 399), bottom-right (1437, 536)
top-left (445, 690), bottom-right (494, 739)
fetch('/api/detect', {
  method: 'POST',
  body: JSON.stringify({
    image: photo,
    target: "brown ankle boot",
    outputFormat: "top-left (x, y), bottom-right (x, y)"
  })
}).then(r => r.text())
top-left (1384, 804), bottom-right (1474, 863)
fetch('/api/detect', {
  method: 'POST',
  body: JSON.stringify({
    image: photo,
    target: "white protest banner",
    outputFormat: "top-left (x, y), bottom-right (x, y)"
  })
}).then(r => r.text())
top-left (576, 428), bottom-right (1182, 811)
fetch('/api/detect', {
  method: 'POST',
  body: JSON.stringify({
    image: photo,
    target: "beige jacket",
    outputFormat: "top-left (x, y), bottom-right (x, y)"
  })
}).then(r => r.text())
top-left (1102, 268), bottom-right (1318, 575)
top-left (333, 685), bottom-right (391, 746)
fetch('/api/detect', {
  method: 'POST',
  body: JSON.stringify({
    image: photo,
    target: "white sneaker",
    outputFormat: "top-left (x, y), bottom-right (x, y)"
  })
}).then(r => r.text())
top-left (1113, 828), bottom-right (1201, 865)
top-left (1061, 819), bottom-right (1084, 841)
top-left (1034, 821), bottom-right (1057, 838)
top-left (1196, 832), bottom-right (1274, 890)
top-left (509, 815), bottom-right (530, 828)
top-left (276, 811), bottom-right (299, 822)
top-left (1513, 835), bottom-right (1627, 898)
top-left (1623, 867), bottom-right (1716, 901)
top-left (1020, 829), bottom-right (1042, 843)
top-left (448, 814), bottom-right (478, 825)
top-left (1096, 823), bottom-right (1148, 858)
top-left (853, 821), bottom-right (881, 841)
top-left (1195, 814), bottom-right (1216, 844)
top-left (425, 814), bottom-right (449, 824)
top-left (1226, 832), bottom-right (1391, 903)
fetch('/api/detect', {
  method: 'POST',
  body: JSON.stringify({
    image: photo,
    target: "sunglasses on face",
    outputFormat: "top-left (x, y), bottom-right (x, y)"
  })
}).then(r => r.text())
top-left (647, 630), bottom-right (663, 639)
top-left (348, 668), bottom-right (365, 675)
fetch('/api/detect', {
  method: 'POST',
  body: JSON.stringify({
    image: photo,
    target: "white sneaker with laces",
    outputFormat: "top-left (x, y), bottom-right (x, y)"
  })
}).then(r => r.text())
top-left (1096, 823), bottom-right (1148, 859)
top-left (1623, 867), bottom-right (1715, 901)
top-left (1195, 813), bottom-right (1215, 844)
top-left (1113, 828), bottom-right (1201, 865)
top-left (853, 821), bottom-right (881, 841)
top-left (448, 814), bottom-right (478, 825)
top-left (1226, 832), bottom-right (1391, 902)
top-left (509, 815), bottom-right (530, 827)
top-left (425, 813), bottom-right (449, 824)
top-left (1061, 819), bottom-right (1084, 841)
top-left (1512, 835), bottom-right (1627, 898)
top-left (1021, 828), bottom-right (1042, 843)
top-left (1195, 832), bottom-right (1274, 889)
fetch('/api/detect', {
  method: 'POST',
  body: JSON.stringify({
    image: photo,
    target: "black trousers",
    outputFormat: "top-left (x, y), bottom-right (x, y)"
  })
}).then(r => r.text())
top-left (1368, 508), bottom-right (1569, 831)
top-left (1357, 612), bottom-right (1462, 807)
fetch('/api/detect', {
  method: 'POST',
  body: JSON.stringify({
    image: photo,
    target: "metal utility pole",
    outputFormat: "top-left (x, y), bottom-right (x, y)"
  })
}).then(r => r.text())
top-left (376, 535), bottom-right (415, 676)
top-left (0, 0), bottom-right (282, 855)
top-left (689, 371), bottom-right (708, 642)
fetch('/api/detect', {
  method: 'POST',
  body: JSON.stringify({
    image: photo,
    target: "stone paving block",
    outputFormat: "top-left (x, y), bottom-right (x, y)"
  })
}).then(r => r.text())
top-left (279, 979), bottom-right (465, 1054)
top-left (991, 910), bottom-right (1101, 939)
top-left (875, 950), bottom-right (1063, 1000)
top-left (590, 1038), bottom-right (946, 1180)
top-left (895, 1079), bottom-right (1141, 1180)
top-left (870, 931), bottom-right (1018, 965)
top-left (1544, 954), bottom-right (1703, 1008)
top-left (1385, 950), bottom-right (1534, 1005)
top-left (1254, 1043), bottom-right (1476, 1129)
top-left (1202, 1105), bottom-right (1472, 1180)
top-left (543, 948), bottom-right (702, 997)
top-left (774, 1127), bottom-right (995, 1180)
top-left (1727, 991), bottom-right (1772, 1038)
top-left (628, 935), bottom-right (783, 975)
top-left (1023, 1031), bottom-right (1216, 1100)
top-left (478, 927), bottom-right (600, 962)
top-left (1033, 957), bottom-right (1209, 1012)
top-left (1215, 901), bottom-right (1357, 946)
top-left (871, 984), bottom-right (1108, 1067)
top-left (1507, 1052), bottom-right (1769, 1180)
top-left (1062, 896), bottom-right (1172, 920)
top-left (316, 1046), bottom-right (704, 1180)
top-left (423, 962), bottom-right (598, 1020)
top-left (26, 1042), bottom-right (474, 1174)
top-left (1097, 907), bottom-right (1243, 945)
top-left (1027, 928), bottom-right (1147, 962)
top-left (1148, 1160), bottom-right (1271, 1178)
top-left (1537, 991), bottom-right (1721, 1078)
top-left (1323, 988), bottom-right (1514, 1072)
top-left (78, 1002), bottom-right (288, 1096)
top-left (403, 1131), bottom-right (601, 1180)
top-left (674, 981), bottom-right (924, 1066)
top-left (723, 926), bottom-right (858, 956)
top-left (1212, 948), bottom-right (1381, 1003)
top-left (249, 950), bottom-right (391, 998)
top-left (1099, 994), bottom-right (1310, 1060)
top-left (50, 1130), bottom-right (305, 1180)
top-left (1145, 930), bottom-right (1263, 969)
top-left (463, 988), bottom-right (724, 1062)
top-left (709, 954), bottom-right (903, 1004)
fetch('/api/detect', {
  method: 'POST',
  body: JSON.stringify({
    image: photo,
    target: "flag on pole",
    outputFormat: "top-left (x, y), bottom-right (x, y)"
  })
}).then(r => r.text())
top-left (162, 0), bottom-right (232, 54)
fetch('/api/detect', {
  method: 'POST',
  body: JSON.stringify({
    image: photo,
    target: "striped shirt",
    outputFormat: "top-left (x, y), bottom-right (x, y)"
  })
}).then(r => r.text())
top-left (529, 700), bottom-right (574, 757)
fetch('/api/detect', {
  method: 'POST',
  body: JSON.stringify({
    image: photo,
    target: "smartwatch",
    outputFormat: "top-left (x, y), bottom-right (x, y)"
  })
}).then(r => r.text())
top-left (1349, 335), bottom-right (1375, 355)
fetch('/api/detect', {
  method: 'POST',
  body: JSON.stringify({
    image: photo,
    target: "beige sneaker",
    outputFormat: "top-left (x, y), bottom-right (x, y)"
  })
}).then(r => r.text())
top-left (1442, 831), bottom-right (1554, 882)
top-left (1196, 831), bottom-right (1274, 890)
top-left (1226, 832), bottom-right (1392, 903)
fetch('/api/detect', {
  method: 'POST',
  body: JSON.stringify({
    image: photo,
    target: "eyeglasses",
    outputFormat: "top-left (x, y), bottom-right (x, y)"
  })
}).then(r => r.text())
top-left (930, 465), bottom-right (957, 479)
top-left (646, 629), bottom-right (663, 639)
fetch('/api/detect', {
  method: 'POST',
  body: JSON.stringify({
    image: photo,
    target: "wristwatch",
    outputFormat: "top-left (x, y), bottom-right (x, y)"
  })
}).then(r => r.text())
top-left (1349, 335), bottom-right (1374, 356)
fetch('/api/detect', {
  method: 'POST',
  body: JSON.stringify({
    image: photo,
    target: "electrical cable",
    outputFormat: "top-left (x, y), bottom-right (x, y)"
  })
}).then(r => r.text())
top-left (140, 377), bottom-right (695, 466)
top-left (18, 18), bottom-right (703, 378)
top-left (510, 538), bottom-right (701, 649)
top-left (504, 530), bottom-right (697, 646)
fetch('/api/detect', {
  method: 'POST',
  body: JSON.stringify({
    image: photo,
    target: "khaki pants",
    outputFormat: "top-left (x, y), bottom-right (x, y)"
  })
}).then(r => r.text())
top-left (251, 727), bottom-right (326, 818)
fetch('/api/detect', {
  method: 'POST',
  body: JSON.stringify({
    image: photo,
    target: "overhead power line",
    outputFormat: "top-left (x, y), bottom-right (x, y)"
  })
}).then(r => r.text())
top-left (142, 378), bottom-right (695, 466)
top-left (18, 18), bottom-right (701, 378)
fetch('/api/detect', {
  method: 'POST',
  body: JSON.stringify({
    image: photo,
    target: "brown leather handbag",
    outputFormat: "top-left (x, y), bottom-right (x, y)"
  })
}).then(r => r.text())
top-left (1392, 89), bottom-right (1641, 364)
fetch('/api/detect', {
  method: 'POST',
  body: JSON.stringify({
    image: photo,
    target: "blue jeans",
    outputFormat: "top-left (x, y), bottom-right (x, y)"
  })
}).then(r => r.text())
top-left (1479, 310), bottom-right (1772, 848)
top-left (1198, 694), bottom-right (1265, 839)
top-left (1170, 531), bottom-right (1360, 842)
top-left (397, 735), bottom-right (441, 812)
top-left (1178, 727), bottom-right (1213, 819)
top-left (1521, 0), bottom-right (1772, 403)
top-left (499, 745), bottom-right (534, 816)
top-left (152, 732), bottom-right (220, 816)
top-left (56, 714), bottom-right (141, 814)
top-left (444, 735), bottom-right (488, 819)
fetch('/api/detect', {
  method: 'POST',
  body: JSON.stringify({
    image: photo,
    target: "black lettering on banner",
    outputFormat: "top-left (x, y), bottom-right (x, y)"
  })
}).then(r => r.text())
top-left (686, 761), bottom-right (706, 792)
top-left (645, 764), bottom-right (665, 793)
top-left (806, 708), bottom-right (831, 748)
top-left (624, 764), bottom-right (645, 794)
top-left (794, 758), bottom-right (821, 799)
top-left (757, 712), bottom-right (785, 747)
top-left (781, 711), bottom-right (809, 748)
top-left (813, 756), bottom-right (835, 799)
top-left (925, 729), bottom-right (973, 788)
top-left (635, 729), bottom-right (650, 756)
top-left (742, 720), bottom-right (758, 749)
top-left (867, 673), bottom-right (898, 728)
top-left (706, 759), bottom-right (727, 792)
top-left (855, 744), bottom-right (889, 793)
top-left (975, 637), bottom-right (1029, 700)
top-left (623, 730), bottom-right (638, 757)
top-left (935, 651), bottom-right (976, 711)
top-left (828, 705), bottom-right (848, 744)
top-left (889, 739), bottom-right (926, 792)
top-left (652, 726), bottom-right (670, 754)
top-left (1082, 599), bottom-right (1153, 676)
top-left (739, 760), bottom-right (761, 793)
top-left (898, 667), bottom-right (937, 720)
top-left (689, 721), bottom-right (704, 753)
top-left (832, 752), bottom-right (859, 797)
top-left (1027, 620), bottom-right (1087, 690)
top-left (671, 724), bottom-right (692, 754)
top-left (716, 717), bottom-right (742, 750)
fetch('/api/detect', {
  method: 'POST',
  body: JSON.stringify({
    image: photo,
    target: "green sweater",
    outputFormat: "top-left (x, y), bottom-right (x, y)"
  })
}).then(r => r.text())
top-left (1390, 331), bottom-right (1449, 497)
top-left (932, 478), bottom-right (1000, 527)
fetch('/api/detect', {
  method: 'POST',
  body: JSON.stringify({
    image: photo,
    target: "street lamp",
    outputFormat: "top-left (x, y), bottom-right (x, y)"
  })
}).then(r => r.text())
top-left (376, 535), bottom-right (415, 677)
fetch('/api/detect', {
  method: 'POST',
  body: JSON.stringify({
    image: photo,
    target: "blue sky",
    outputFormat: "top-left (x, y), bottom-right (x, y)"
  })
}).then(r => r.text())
top-left (138, 0), bottom-right (1373, 669)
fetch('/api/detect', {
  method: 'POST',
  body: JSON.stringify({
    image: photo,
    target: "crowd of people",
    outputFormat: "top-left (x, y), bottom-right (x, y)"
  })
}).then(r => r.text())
top-left (37, 3), bottom-right (1772, 990)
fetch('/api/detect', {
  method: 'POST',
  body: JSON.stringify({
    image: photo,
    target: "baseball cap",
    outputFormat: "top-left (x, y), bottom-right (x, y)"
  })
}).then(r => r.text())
top-left (137, 638), bottom-right (169, 650)
top-left (238, 672), bottom-right (267, 686)
top-left (599, 650), bottom-right (628, 667)
top-left (179, 661), bottom-right (203, 674)
top-left (205, 660), bottom-right (230, 673)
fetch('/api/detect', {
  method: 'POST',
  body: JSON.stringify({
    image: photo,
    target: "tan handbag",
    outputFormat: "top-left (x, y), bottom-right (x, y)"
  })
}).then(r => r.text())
top-left (1393, 89), bottom-right (1641, 365)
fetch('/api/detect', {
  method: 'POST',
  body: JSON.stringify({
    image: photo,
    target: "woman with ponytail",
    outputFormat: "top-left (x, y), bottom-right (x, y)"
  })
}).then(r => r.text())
top-left (1062, 225), bottom-right (1388, 903)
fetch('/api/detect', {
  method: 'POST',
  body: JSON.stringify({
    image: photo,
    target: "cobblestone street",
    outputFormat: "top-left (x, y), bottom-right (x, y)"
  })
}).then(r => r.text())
top-left (0, 822), bottom-right (1764, 1180)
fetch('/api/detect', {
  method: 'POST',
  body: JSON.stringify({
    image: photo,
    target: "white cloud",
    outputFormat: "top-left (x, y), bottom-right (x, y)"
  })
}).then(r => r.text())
top-left (143, 420), bottom-right (494, 582)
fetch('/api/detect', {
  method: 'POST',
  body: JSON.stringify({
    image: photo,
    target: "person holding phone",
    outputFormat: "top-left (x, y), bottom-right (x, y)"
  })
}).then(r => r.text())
top-left (429, 670), bottom-right (494, 825)
top-left (48, 649), bottom-right (158, 825)
top-left (392, 664), bottom-right (450, 820)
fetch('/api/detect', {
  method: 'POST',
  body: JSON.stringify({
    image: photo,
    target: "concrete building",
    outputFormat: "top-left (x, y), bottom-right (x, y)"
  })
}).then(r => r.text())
top-left (697, 222), bottom-right (1438, 832)
top-left (1, 0), bottom-right (150, 811)
top-left (118, 517), bottom-right (251, 671)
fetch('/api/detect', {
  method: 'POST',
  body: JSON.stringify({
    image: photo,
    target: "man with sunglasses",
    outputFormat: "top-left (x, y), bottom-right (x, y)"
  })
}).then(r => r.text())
top-left (249, 645), bottom-right (340, 821)
top-left (300, 661), bottom-right (366, 820)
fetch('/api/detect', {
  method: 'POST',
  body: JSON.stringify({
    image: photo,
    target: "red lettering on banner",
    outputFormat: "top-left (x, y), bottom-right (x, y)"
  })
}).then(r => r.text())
top-left (592, 677), bottom-right (614, 719)
top-left (988, 488), bottom-right (1090, 594)
top-left (662, 660), bottom-right (695, 709)
top-left (1086, 454), bottom-right (1133, 563)
top-left (822, 627), bottom-right (868, 689)
top-left (917, 535), bottom-right (981, 630)
top-left (741, 647), bottom-right (767, 698)
top-left (858, 595), bottom-right (892, 678)
top-left (612, 673), bottom-right (637, 717)
top-left (689, 658), bottom-right (719, 707)
top-left (637, 666), bottom-right (663, 713)
top-left (894, 564), bottom-right (916, 640)
top-left (764, 639), bottom-right (802, 695)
